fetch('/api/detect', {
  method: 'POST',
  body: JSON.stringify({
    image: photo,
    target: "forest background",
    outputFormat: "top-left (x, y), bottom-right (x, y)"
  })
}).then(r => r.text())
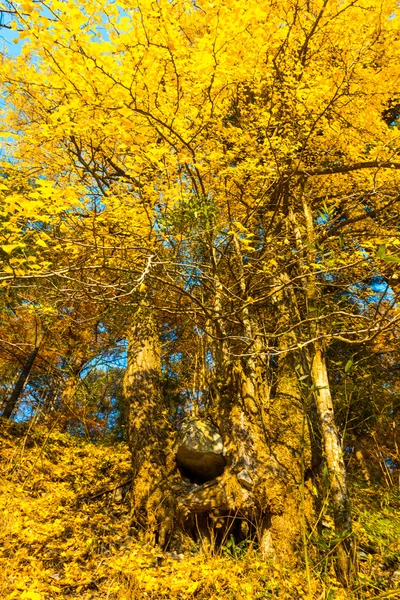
top-left (0, 0), bottom-right (400, 598)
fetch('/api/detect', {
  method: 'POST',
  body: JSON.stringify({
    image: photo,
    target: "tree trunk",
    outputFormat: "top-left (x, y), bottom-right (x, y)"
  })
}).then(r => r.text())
top-left (264, 275), bottom-right (314, 562)
top-left (124, 305), bottom-right (174, 546)
top-left (183, 340), bottom-right (312, 563)
top-left (310, 345), bottom-right (353, 582)
top-left (123, 250), bottom-right (313, 560)
top-left (2, 342), bottom-right (41, 420)
top-left (175, 248), bottom-right (313, 561)
top-left (58, 353), bottom-right (87, 433)
top-left (353, 440), bottom-right (371, 484)
top-left (301, 190), bottom-right (354, 584)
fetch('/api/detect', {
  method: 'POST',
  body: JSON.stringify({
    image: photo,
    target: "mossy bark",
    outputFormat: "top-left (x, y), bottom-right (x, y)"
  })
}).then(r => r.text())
top-left (179, 343), bottom-right (313, 562)
top-left (124, 306), bottom-right (176, 545)
top-left (124, 274), bottom-right (313, 561)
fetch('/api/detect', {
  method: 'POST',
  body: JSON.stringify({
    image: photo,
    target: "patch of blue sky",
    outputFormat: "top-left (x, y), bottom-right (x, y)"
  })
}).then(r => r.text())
top-left (13, 393), bottom-right (36, 422)
top-left (205, 349), bottom-right (214, 369)
top-left (346, 278), bottom-right (395, 309)
top-left (0, 9), bottom-right (24, 57)
top-left (0, 1), bottom-right (128, 59)
top-left (167, 351), bottom-right (183, 364)
top-left (79, 342), bottom-right (128, 379)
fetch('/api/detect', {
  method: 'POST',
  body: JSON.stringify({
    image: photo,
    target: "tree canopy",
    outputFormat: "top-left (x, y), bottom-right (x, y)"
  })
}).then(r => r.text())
top-left (1, 0), bottom-right (400, 597)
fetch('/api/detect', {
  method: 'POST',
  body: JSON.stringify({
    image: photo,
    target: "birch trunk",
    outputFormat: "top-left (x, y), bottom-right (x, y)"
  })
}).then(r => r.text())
top-left (302, 190), bottom-right (354, 584)
top-left (310, 345), bottom-right (353, 583)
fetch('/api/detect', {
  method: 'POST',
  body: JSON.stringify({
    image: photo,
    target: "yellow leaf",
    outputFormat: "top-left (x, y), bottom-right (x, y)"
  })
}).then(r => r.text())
top-left (21, 591), bottom-right (42, 600)
top-left (1, 244), bottom-right (19, 253)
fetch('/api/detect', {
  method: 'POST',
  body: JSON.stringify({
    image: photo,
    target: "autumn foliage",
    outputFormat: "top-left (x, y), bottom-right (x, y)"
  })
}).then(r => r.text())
top-left (1, 421), bottom-right (399, 599)
top-left (1, 0), bottom-right (400, 598)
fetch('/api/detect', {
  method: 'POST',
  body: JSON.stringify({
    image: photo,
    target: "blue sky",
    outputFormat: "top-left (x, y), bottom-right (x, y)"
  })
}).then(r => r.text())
top-left (0, 10), bottom-right (24, 56)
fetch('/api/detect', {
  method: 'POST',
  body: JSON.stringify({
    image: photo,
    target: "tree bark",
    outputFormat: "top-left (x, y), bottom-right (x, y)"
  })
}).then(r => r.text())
top-left (353, 440), bottom-right (371, 484)
top-left (199, 243), bottom-right (313, 561)
top-left (310, 345), bottom-right (353, 583)
top-left (124, 305), bottom-right (174, 545)
top-left (301, 190), bottom-right (354, 584)
top-left (57, 351), bottom-right (88, 433)
top-left (123, 239), bottom-right (313, 559)
top-left (2, 340), bottom-right (41, 420)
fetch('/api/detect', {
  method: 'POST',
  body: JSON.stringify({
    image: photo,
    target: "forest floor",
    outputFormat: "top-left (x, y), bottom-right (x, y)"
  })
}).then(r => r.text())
top-left (0, 420), bottom-right (399, 600)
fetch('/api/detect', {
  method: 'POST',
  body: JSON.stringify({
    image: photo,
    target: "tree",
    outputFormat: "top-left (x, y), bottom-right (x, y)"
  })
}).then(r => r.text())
top-left (1, 0), bottom-right (400, 584)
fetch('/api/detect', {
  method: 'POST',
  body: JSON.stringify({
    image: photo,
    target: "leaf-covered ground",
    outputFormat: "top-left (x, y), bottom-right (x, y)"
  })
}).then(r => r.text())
top-left (0, 420), bottom-right (399, 600)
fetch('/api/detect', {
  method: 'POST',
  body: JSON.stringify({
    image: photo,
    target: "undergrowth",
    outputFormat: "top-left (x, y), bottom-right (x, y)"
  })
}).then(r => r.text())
top-left (0, 420), bottom-right (399, 599)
